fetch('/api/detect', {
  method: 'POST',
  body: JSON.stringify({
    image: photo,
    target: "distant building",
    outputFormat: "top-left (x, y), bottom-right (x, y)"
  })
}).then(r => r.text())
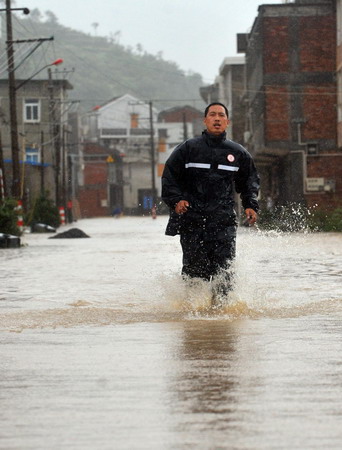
top-left (241, 0), bottom-right (341, 211)
top-left (200, 57), bottom-right (245, 143)
top-left (78, 142), bottom-right (123, 218)
top-left (81, 94), bottom-right (158, 215)
top-left (0, 78), bottom-right (73, 209)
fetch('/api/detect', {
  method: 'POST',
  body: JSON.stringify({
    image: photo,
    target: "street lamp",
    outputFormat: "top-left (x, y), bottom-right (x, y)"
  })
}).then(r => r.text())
top-left (15, 59), bottom-right (64, 90)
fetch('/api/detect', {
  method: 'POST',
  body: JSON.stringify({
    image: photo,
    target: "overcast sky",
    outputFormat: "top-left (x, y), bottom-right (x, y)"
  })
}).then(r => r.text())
top-left (15, 0), bottom-right (284, 82)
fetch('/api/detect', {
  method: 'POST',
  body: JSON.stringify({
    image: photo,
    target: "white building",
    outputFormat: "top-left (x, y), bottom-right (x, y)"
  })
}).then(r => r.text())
top-left (82, 94), bottom-right (159, 212)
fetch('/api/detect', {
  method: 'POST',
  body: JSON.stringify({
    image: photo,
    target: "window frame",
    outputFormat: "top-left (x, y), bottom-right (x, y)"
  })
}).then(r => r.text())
top-left (25, 147), bottom-right (40, 164)
top-left (23, 98), bottom-right (41, 123)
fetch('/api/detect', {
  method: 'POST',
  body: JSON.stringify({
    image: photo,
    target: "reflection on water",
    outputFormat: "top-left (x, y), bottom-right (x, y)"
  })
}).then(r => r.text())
top-left (1, 217), bottom-right (342, 449)
top-left (172, 321), bottom-right (237, 420)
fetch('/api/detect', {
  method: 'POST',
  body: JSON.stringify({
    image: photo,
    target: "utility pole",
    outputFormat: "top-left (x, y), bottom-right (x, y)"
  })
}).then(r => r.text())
top-left (40, 130), bottom-right (45, 195)
top-left (5, 0), bottom-right (20, 198)
top-left (149, 101), bottom-right (156, 207)
top-left (62, 125), bottom-right (67, 210)
top-left (0, 132), bottom-right (7, 200)
top-left (2, 2), bottom-right (31, 198)
top-left (48, 67), bottom-right (60, 206)
top-left (183, 112), bottom-right (188, 140)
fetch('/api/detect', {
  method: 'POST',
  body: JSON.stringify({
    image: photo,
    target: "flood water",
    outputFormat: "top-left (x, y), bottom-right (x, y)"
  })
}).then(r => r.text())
top-left (1, 216), bottom-right (342, 449)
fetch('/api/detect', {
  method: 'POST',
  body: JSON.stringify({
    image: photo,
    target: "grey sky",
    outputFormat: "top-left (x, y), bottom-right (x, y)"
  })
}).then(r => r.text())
top-left (14, 0), bottom-right (284, 82)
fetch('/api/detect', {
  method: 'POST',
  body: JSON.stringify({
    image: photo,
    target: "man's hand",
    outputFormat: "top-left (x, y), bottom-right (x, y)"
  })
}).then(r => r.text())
top-left (245, 208), bottom-right (257, 225)
top-left (175, 200), bottom-right (189, 215)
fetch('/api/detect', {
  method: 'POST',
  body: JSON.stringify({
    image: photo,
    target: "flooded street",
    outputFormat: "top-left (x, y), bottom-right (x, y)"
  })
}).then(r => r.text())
top-left (1, 216), bottom-right (342, 449)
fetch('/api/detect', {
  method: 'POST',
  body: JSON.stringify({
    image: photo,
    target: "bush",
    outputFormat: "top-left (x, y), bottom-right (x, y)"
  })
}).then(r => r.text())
top-left (29, 194), bottom-right (60, 228)
top-left (0, 198), bottom-right (21, 236)
top-left (309, 208), bottom-right (342, 232)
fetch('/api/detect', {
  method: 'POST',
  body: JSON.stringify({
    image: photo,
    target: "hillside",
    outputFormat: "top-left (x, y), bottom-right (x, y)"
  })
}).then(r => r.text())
top-left (1, 10), bottom-right (206, 112)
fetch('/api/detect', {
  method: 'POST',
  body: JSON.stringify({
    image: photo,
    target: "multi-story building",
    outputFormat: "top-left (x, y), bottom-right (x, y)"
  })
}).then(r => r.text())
top-left (81, 94), bottom-right (159, 215)
top-left (200, 57), bottom-right (246, 143)
top-left (241, 0), bottom-right (341, 211)
top-left (0, 77), bottom-right (73, 209)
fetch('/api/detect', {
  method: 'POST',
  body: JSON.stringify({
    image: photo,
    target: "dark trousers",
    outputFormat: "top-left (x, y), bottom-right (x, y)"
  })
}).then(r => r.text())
top-left (180, 226), bottom-right (236, 284)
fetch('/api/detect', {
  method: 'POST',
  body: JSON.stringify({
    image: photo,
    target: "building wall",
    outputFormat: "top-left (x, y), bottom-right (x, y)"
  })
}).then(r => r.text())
top-left (306, 153), bottom-right (342, 210)
top-left (245, 2), bottom-right (338, 210)
top-left (79, 187), bottom-right (108, 218)
top-left (260, 6), bottom-right (337, 152)
top-left (158, 106), bottom-right (202, 123)
top-left (217, 57), bottom-right (246, 143)
top-left (0, 79), bottom-right (72, 207)
top-left (78, 143), bottom-right (123, 217)
top-left (336, 0), bottom-right (342, 147)
top-left (123, 161), bottom-right (152, 211)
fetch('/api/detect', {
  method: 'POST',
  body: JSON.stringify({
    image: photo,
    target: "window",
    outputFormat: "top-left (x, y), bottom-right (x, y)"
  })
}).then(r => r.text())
top-left (130, 113), bottom-right (139, 129)
top-left (24, 99), bottom-right (40, 123)
top-left (25, 147), bottom-right (40, 164)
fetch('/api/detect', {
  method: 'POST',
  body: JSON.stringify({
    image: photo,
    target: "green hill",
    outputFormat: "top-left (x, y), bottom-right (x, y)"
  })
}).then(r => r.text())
top-left (1, 9), bottom-right (206, 111)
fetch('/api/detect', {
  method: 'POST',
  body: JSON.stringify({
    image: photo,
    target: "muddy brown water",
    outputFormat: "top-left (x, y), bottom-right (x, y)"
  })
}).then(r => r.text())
top-left (1, 217), bottom-right (342, 449)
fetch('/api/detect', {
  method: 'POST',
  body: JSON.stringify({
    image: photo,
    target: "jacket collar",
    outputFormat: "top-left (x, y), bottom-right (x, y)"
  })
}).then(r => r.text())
top-left (202, 129), bottom-right (227, 143)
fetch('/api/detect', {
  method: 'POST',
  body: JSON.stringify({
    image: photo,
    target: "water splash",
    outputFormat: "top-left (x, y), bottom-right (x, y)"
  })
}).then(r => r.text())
top-left (159, 225), bottom-right (342, 321)
top-left (258, 202), bottom-right (318, 233)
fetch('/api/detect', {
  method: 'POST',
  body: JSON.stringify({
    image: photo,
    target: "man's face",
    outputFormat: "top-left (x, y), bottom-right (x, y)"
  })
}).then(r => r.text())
top-left (204, 105), bottom-right (230, 135)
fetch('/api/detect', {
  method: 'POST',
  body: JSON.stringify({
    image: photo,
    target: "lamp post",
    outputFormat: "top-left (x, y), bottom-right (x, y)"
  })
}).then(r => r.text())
top-left (46, 60), bottom-right (64, 206)
top-left (149, 101), bottom-right (156, 208)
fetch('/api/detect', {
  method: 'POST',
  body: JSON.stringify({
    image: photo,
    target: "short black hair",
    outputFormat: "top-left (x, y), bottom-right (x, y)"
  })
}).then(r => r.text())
top-left (204, 102), bottom-right (229, 118)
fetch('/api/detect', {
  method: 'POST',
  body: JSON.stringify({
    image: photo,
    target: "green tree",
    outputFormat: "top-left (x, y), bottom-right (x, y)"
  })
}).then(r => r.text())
top-left (30, 194), bottom-right (60, 228)
top-left (0, 198), bottom-right (20, 236)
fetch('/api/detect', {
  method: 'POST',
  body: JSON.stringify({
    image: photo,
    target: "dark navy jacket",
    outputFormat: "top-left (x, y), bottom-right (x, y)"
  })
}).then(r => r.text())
top-left (161, 131), bottom-right (260, 237)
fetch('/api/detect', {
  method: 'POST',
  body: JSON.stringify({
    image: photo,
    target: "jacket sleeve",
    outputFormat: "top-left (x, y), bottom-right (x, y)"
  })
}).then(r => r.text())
top-left (235, 149), bottom-right (260, 212)
top-left (161, 142), bottom-right (187, 209)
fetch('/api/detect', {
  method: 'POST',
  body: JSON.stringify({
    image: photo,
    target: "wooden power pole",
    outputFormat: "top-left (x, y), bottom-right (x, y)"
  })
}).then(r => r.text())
top-left (5, 0), bottom-right (21, 198)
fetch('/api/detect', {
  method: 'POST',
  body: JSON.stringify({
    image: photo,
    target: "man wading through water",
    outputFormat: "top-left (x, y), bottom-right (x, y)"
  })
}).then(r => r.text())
top-left (161, 102), bottom-right (260, 302)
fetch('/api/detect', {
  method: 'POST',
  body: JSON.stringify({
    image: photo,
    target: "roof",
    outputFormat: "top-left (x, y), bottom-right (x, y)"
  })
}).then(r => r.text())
top-left (0, 78), bottom-right (73, 90)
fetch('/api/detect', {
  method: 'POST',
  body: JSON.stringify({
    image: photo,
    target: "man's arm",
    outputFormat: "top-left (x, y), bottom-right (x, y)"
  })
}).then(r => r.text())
top-left (161, 143), bottom-right (188, 210)
top-left (235, 148), bottom-right (260, 221)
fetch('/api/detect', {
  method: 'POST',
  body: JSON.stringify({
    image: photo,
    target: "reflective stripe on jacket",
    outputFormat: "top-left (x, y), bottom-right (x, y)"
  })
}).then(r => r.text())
top-left (162, 130), bottom-right (260, 236)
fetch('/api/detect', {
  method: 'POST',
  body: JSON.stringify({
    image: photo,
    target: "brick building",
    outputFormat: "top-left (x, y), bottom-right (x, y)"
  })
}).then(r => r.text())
top-left (78, 143), bottom-right (123, 217)
top-left (242, 0), bottom-right (341, 211)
